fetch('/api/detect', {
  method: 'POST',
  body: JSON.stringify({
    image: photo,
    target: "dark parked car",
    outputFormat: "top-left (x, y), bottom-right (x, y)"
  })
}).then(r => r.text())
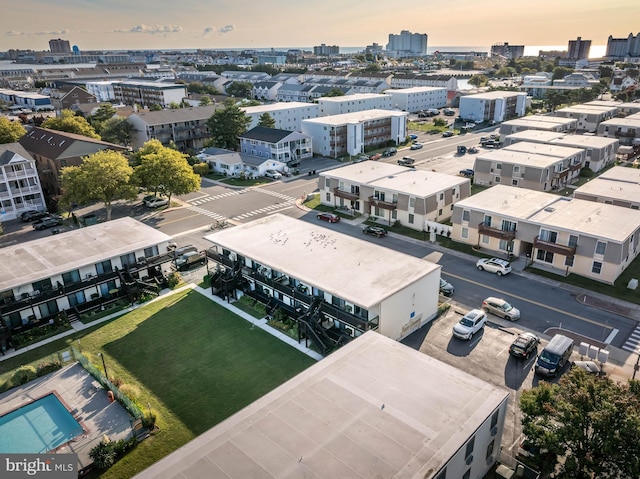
top-left (442, 131), bottom-right (454, 138)
top-left (363, 225), bottom-right (387, 237)
top-left (459, 168), bottom-right (474, 177)
top-left (439, 278), bottom-right (454, 296)
top-left (317, 212), bottom-right (340, 223)
top-left (509, 332), bottom-right (540, 359)
top-left (397, 156), bottom-right (416, 167)
top-left (32, 216), bottom-right (63, 230)
top-left (21, 210), bottom-right (48, 222)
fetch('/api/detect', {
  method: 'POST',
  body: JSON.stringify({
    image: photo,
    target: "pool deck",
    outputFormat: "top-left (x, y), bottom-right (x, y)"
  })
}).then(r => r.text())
top-left (0, 362), bottom-right (134, 471)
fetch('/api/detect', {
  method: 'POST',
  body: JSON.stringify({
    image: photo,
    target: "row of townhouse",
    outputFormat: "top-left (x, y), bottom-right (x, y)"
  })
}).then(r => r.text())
top-left (0, 88), bottom-right (53, 111)
top-left (452, 184), bottom-right (640, 284)
top-left (0, 143), bottom-right (46, 221)
top-left (573, 165), bottom-right (640, 208)
top-left (0, 218), bottom-right (174, 352)
top-left (472, 142), bottom-right (586, 191)
top-left (318, 161), bottom-right (470, 229)
top-left (597, 112), bottom-right (640, 146)
top-left (502, 130), bottom-right (619, 173)
top-left (553, 104), bottom-right (618, 133)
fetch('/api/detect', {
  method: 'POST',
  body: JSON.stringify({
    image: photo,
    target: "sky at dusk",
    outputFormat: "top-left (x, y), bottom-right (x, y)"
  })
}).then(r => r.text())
top-left (3, 0), bottom-right (638, 52)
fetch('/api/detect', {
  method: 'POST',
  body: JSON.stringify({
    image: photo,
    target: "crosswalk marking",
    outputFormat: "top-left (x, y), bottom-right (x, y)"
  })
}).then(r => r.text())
top-left (189, 190), bottom-right (242, 205)
top-left (186, 205), bottom-right (227, 221)
top-left (622, 324), bottom-right (640, 353)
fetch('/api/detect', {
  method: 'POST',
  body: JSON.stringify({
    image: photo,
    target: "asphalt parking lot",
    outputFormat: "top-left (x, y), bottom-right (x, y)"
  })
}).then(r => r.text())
top-left (402, 300), bottom-right (578, 466)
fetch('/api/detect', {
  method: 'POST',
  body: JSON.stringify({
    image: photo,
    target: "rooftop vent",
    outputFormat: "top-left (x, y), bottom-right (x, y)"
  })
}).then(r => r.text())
top-left (544, 207), bottom-right (555, 212)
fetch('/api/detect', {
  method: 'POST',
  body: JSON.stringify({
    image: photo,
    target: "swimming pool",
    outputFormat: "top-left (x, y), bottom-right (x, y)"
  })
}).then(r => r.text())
top-left (0, 393), bottom-right (85, 453)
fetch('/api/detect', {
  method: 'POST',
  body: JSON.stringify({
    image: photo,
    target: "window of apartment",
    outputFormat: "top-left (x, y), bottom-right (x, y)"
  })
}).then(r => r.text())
top-left (565, 255), bottom-right (575, 267)
top-left (499, 239), bottom-right (511, 251)
top-left (491, 410), bottom-right (499, 429)
top-left (409, 197), bottom-right (415, 208)
top-left (462, 210), bottom-right (470, 222)
top-left (494, 176), bottom-right (501, 183)
top-left (391, 210), bottom-right (397, 219)
top-left (465, 437), bottom-right (475, 459)
top-left (439, 192), bottom-right (444, 201)
top-left (513, 165), bottom-right (520, 173)
top-left (512, 179), bottom-right (519, 186)
top-left (326, 193), bottom-right (331, 202)
top-left (482, 234), bottom-right (490, 244)
top-left (95, 260), bottom-right (113, 275)
top-left (539, 229), bottom-right (557, 243)
top-left (120, 252), bottom-right (136, 267)
top-left (32, 278), bottom-right (53, 292)
top-left (38, 299), bottom-right (59, 318)
top-left (592, 261), bottom-right (602, 274)
top-left (461, 227), bottom-right (469, 239)
top-left (325, 178), bottom-right (330, 188)
top-left (486, 440), bottom-right (495, 460)
top-left (568, 235), bottom-right (578, 247)
top-left (408, 214), bottom-right (415, 224)
top-left (62, 270), bottom-right (81, 285)
top-left (537, 250), bottom-right (554, 263)
top-left (595, 241), bottom-right (606, 256)
top-left (144, 246), bottom-right (159, 258)
top-left (496, 163), bottom-right (502, 170)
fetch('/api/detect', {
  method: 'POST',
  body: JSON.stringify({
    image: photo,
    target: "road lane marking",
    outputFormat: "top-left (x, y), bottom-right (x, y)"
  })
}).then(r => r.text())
top-left (444, 271), bottom-right (614, 330)
top-left (155, 213), bottom-right (205, 226)
top-left (604, 328), bottom-right (619, 344)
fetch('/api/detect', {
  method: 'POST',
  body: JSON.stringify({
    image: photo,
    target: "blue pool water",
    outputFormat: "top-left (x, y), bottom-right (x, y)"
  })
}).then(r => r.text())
top-left (0, 393), bottom-right (84, 453)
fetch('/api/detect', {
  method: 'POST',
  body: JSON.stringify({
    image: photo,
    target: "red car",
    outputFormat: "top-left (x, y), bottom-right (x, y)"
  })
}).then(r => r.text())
top-left (317, 212), bottom-right (340, 223)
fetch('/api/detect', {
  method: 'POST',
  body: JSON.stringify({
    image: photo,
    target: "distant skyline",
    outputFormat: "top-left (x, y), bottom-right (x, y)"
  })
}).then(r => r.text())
top-left (3, 0), bottom-right (637, 53)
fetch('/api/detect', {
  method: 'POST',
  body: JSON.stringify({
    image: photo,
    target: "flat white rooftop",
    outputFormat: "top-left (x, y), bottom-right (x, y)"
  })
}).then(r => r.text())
top-left (555, 105), bottom-right (616, 114)
top-left (503, 116), bottom-right (576, 127)
top-left (462, 91), bottom-right (524, 100)
top-left (598, 165), bottom-right (640, 183)
top-left (599, 116), bottom-right (640, 127)
top-left (504, 130), bottom-right (564, 142)
top-left (0, 217), bottom-right (172, 292)
top-left (318, 93), bottom-right (390, 103)
top-left (502, 142), bottom-right (584, 159)
top-left (321, 161), bottom-right (412, 184)
top-left (454, 185), bottom-right (559, 220)
top-left (384, 87), bottom-right (446, 94)
top-left (204, 214), bottom-right (438, 309)
top-left (243, 102), bottom-right (318, 114)
top-left (133, 331), bottom-right (509, 479)
top-left (302, 109), bottom-right (408, 126)
top-left (552, 135), bottom-right (619, 149)
top-left (368, 169), bottom-right (469, 197)
top-left (476, 149), bottom-right (568, 168)
top-left (574, 175), bottom-right (640, 204)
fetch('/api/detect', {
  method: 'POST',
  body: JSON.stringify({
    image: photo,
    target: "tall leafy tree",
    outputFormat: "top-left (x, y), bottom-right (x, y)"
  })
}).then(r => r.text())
top-left (99, 117), bottom-right (135, 146)
top-left (520, 368), bottom-right (640, 479)
top-left (132, 140), bottom-right (200, 204)
top-left (226, 81), bottom-right (253, 99)
top-left (199, 96), bottom-right (212, 106)
top-left (59, 150), bottom-right (137, 220)
top-left (90, 103), bottom-right (117, 124)
top-left (0, 117), bottom-right (27, 143)
top-left (257, 112), bottom-right (275, 128)
top-left (206, 99), bottom-right (251, 150)
top-left (42, 109), bottom-right (100, 139)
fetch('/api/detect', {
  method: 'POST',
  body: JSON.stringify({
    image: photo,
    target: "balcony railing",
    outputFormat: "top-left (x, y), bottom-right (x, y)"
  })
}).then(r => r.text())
top-left (368, 195), bottom-right (397, 210)
top-left (478, 223), bottom-right (516, 240)
top-left (533, 236), bottom-right (577, 256)
top-left (615, 130), bottom-right (637, 138)
top-left (333, 187), bottom-right (360, 201)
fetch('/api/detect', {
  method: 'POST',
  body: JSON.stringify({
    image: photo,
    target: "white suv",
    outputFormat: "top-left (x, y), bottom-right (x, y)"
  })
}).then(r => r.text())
top-left (264, 169), bottom-right (282, 179)
top-left (452, 309), bottom-right (487, 340)
top-left (476, 257), bottom-right (512, 276)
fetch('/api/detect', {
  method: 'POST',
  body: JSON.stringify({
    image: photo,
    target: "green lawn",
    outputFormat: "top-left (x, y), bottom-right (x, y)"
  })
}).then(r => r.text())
top-left (0, 290), bottom-right (315, 478)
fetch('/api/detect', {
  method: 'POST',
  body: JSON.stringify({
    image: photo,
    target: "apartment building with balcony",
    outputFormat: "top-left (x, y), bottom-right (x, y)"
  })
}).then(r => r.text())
top-left (112, 80), bottom-right (187, 108)
top-left (389, 73), bottom-right (459, 91)
top-left (498, 116), bottom-right (577, 137)
top-left (0, 143), bottom-right (46, 221)
top-left (204, 213), bottom-right (441, 343)
top-left (317, 93), bottom-right (394, 116)
top-left (135, 331), bottom-right (509, 479)
top-left (459, 91), bottom-right (527, 123)
top-left (451, 185), bottom-right (640, 284)
top-left (384, 87), bottom-right (447, 113)
top-left (0, 218), bottom-right (174, 352)
top-left (301, 109), bottom-right (408, 158)
top-left (573, 166), bottom-right (640, 208)
top-left (502, 130), bottom-right (619, 173)
top-left (239, 126), bottom-right (312, 163)
top-left (127, 105), bottom-right (218, 151)
top-left (585, 100), bottom-right (640, 116)
top-left (473, 142), bottom-right (585, 191)
top-left (242, 102), bottom-right (320, 131)
top-left (596, 113), bottom-right (640, 146)
top-left (19, 127), bottom-right (129, 198)
top-left (553, 104), bottom-right (617, 133)
top-left (85, 81), bottom-right (119, 102)
top-left (319, 162), bottom-right (470, 230)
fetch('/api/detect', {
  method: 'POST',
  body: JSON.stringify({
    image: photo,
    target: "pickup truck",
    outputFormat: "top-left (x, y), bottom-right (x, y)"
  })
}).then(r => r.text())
top-left (397, 156), bottom-right (416, 167)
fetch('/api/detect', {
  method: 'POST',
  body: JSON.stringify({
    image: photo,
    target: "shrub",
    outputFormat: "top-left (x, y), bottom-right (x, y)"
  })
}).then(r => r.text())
top-left (192, 162), bottom-right (210, 175)
top-left (254, 302), bottom-right (267, 315)
top-left (119, 383), bottom-right (141, 400)
top-left (36, 360), bottom-right (62, 377)
top-left (580, 167), bottom-right (595, 178)
top-left (166, 272), bottom-right (182, 289)
top-left (89, 437), bottom-right (137, 471)
top-left (142, 411), bottom-right (157, 430)
top-left (12, 366), bottom-right (37, 385)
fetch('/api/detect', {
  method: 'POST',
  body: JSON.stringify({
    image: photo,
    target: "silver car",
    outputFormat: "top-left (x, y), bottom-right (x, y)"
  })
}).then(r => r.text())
top-left (482, 297), bottom-right (520, 321)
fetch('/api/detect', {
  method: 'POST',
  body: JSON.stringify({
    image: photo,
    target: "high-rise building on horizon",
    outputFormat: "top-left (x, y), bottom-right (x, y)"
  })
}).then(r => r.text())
top-left (386, 30), bottom-right (427, 58)
top-left (49, 38), bottom-right (71, 54)
top-left (606, 33), bottom-right (640, 58)
top-left (490, 42), bottom-right (525, 60)
top-left (568, 36), bottom-right (591, 60)
top-left (313, 44), bottom-right (339, 56)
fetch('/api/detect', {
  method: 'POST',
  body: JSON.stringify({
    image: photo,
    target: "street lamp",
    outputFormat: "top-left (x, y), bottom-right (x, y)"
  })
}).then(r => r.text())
top-left (98, 353), bottom-right (109, 380)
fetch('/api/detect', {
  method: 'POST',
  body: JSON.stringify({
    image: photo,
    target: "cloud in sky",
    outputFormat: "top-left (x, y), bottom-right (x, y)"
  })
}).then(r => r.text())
top-left (6, 29), bottom-right (70, 36)
top-left (128, 24), bottom-right (183, 34)
top-left (219, 25), bottom-right (234, 34)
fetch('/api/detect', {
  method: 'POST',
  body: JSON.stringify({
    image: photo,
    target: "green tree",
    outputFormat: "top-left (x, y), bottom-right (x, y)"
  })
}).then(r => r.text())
top-left (468, 74), bottom-right (489, 87)
top-left (132, 140), bottom-right (201, 204)
top-left (199, 96), bottom-right (212, 106)
top-left (322, 88), bottom-right (346, 97)
top-left (226, 81), bottom-right (253, 99)
top-left (206, 99), bottom-right (252, 150)
top-left (257, 112), bottom-right (275, 128)
top-left (520, 368), bottom-right (640, 479)
top-left (59, 150), bottom-right (137, 220)
top-left (42, 109), bottom-right (100, 139)
top-left (433, 118), bottom-right (447, 127)
top-left (0, 117), bottom-right (27, 143)
top-left (552, 67), bottom-right (574, 81)
top-left (100, 117), bottom-right (135, 146)
top-left (90, 103), bottom-right (117, 124)
top-left (168, 102), bottom-right (181, 110)
top-left (149, 104), bottom-right (162, 111)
